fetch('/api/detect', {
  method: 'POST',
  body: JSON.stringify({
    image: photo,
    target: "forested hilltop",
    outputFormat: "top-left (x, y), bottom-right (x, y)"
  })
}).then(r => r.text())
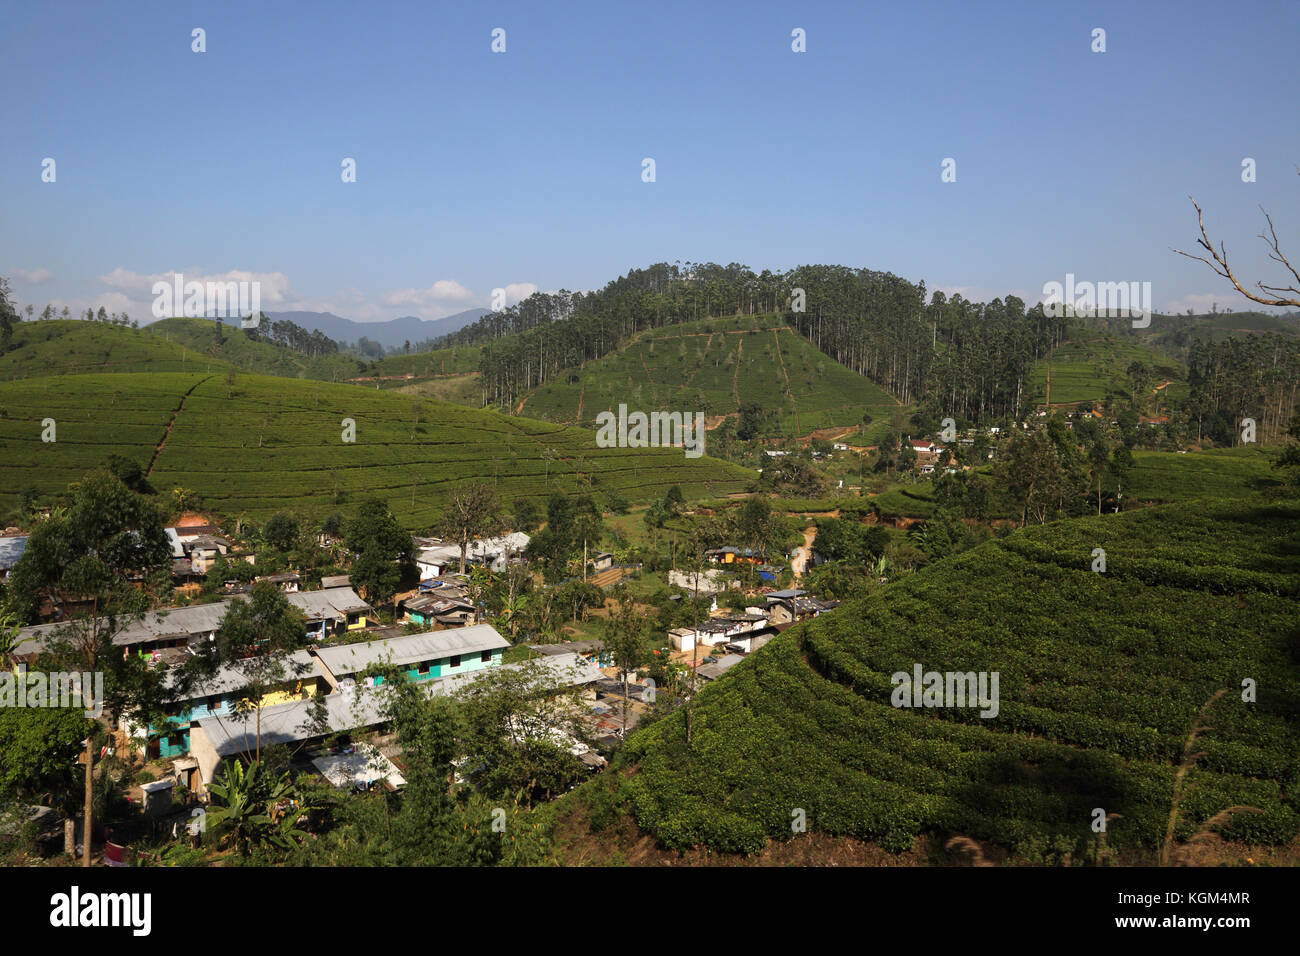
top-left (433, 262), bottom-right (1298, 440)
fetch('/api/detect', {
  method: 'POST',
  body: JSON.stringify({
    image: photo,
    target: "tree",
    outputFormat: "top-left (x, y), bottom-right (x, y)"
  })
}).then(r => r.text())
top-left (734, 496), bottom-right (781, 583)
top-left (571, 495), bottom-right (604, 581)
top-left (345, 498), bottom-right (413, 608)
top-left (1088, 439), bottom-right (1111, 515)
top-left (104, 453), bottom-right (153, 495)
top-left (603, 587), bottom-right (647, 739)
top-left (179, 582), bottom-right (311, 761)
top-left (263, 512), bottom-right (300, 553)
top-left (0, 707), bottom-right (90, 800)
top-left (512, 498), bottom-right (541, 533)
top-left (1275, 412), bottom-right (1300, 488)
top-left (0, 607), bottom-right (20, 666)
top-left (436, 482), bottom-right (504, 575)
top-left (452, 659), bottom-right (590, 807)
top-left (0, 277), bottom-right (16, 354)
top-left (995, 428), bottom-right (1072, 525)
top-left (1110, 444), bottom-right (1135, 512)
top-left (4, 470), bottom-right (170, 866)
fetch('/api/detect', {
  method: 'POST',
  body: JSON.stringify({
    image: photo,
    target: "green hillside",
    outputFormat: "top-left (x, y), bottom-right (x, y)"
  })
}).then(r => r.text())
top-left (521, 314), bottom-right (906, 439)
top-left (1026, 335), bottom-right (1183, 407)
top-left (1128, 446), bottom-right (1282, 502)
top-left (0, 319), bottom-right (220, 379)
top-left (147, 317), bottom-right (368, 381)
top-left (360, 346), bottom-right (481, 381)
top-left (0, 371), bottom-right (753, 526)
top-left (610, 496), bottom-right (1299, 859)
top-left (356, 345), bottom-right (484, 407)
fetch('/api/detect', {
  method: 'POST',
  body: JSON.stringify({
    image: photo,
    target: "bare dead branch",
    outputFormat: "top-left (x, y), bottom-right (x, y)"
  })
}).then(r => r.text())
top-left (1172, 196), bottom-right (1300, 308)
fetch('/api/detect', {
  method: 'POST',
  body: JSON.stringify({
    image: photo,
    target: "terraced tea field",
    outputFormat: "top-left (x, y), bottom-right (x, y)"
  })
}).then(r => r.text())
top-left (1026, 338), bottom-right (1182, 407)
top-left (0, 371), bottom-right (753, 526)
top-left (618, 497), bottom-right (1300, 858)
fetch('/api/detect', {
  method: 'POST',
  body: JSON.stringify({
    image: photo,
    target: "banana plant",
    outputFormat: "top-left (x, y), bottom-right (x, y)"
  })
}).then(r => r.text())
top-left (205, 759), bottom-right (305, 857)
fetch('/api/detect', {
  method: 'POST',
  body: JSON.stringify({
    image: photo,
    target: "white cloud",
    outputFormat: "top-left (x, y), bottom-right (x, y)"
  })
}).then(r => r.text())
top-left (99, 268), bottom-right (294, 306)
top-left (500, 282), bottom-right (538, 307)
top-left (11, 267), bottom-right (53, 284)
top-left (380, 280), bottom-right (476, 310)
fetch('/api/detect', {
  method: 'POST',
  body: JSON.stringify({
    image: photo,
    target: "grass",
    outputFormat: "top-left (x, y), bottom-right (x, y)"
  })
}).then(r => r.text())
top-left (520, 314), bottom-right (903, 438)
top-left (0, 370), bottom-right (755, 527)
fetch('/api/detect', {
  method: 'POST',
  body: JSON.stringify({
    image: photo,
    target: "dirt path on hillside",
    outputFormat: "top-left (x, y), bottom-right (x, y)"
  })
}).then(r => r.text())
top-left (148, 375), bottom-right (212, 476)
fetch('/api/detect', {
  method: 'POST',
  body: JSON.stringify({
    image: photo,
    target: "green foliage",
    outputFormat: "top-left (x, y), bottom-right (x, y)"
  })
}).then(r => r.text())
top-left (616, 497), bottom-right (1300, 858)
top-left (345, 498), bottom-right (414, 605)
top-left (0, 706), bottom-right (91, 798)
top-left (205, 759), bottom-right (307, 858)
top-left (263, 512), bottom-right (300, 552)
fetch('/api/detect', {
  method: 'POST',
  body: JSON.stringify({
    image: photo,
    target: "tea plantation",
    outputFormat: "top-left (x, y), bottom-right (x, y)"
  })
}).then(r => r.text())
top-left (0, 370), bottom-right (753, 526)
top-left (618, 497), bottom-right (1300, 858)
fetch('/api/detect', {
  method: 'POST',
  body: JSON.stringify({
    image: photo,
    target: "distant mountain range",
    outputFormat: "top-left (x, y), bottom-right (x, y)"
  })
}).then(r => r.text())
top-left (215, 308), bottom-right (489, 349)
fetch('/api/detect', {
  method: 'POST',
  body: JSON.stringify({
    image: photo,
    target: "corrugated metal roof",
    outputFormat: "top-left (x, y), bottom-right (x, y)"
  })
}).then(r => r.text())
top-left (197, 652), bottom-right (599, 757)
top-left (313, 623), bottom-right (509, 676)
top-left (161, 649), bottom-right (322, 700)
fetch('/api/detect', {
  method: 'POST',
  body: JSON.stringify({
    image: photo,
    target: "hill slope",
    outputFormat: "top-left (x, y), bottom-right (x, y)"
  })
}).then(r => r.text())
top-left (521, 314), bottom-right (906, 439)
top-left (1026, 335), bottom-right (1183, 408)
top-left (0, 371), bottom-right (753, 526)
top-left (0, 319), bottom-right (220, 379)
top-left (612, 497), bottom-right (1299, 859)
top-left (147, 317), bottom-right (368, 381)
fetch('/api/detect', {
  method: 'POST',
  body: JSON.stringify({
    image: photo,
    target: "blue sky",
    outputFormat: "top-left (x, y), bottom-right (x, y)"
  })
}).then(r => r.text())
top-left (2, 0), bottom-right (1298, 322)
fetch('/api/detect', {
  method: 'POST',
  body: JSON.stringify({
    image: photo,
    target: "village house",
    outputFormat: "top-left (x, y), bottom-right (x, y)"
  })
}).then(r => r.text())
top-left (186, 642), bottom-right (600, 793)
top-left (255, 571), bottom-right (301, 593)
top-left (121, 649), bottom-right (325, 762)
top-left (764, 589), bottom-right (840, 625)
top-left (181, 535), bottom-right (232, 573)
top-left (312, 624), bottom-right (510, 690)
top-left (414, 532), bottom-right (530, 580)
top-left (704, 545), bottom-right (762, 567)
top-left (529, 638), bottom-right (612, 669)
top-left (292, 587), bottom-right (373, 641)
top-left (11, 586), bottom-right (374, 662)
top-left (668, 610), bottom-right (769, 653)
